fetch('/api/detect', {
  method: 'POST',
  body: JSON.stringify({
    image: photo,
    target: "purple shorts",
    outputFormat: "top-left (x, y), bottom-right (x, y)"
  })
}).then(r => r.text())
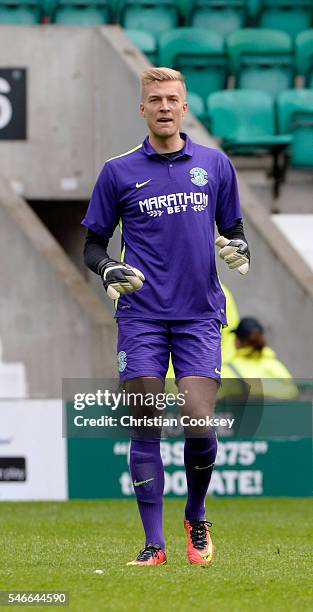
top-left (117, 318), bottom-right (222, 382)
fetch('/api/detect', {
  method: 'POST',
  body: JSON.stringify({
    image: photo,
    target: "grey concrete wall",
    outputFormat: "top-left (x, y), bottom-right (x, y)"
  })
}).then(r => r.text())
top-left (0, 180), bottom-right (117, 397)
top-left (0, 26), bottom-right (95, 200)
top-left (0, 25), bottom-right (150, 199)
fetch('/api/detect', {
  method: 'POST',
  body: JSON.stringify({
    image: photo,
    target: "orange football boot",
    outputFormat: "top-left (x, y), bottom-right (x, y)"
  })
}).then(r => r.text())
top-left (127, 544), bottom-right (167, 566)
top-left (184, 519), bottom-right (214, 566)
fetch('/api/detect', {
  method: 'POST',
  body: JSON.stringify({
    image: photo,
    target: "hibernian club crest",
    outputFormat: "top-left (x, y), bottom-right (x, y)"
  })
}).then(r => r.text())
top-left (190, 167), bottom-right (208, 186)
top-left (117, 351), bottom-right (127, 373)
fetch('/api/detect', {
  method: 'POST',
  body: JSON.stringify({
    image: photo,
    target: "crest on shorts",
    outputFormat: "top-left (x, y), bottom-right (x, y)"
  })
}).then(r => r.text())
top-left (190, 166), bottom-right (208, 186)
top-left (117, 351), bottom-right (127, 373)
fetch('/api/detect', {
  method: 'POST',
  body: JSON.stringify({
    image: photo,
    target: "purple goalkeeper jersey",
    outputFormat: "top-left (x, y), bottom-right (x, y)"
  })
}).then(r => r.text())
top-left (82, 133), bottom-right (242, 323)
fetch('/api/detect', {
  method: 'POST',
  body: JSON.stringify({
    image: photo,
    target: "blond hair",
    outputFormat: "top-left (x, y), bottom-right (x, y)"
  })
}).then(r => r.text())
top-left (141, 67), bottom-right (186, 100)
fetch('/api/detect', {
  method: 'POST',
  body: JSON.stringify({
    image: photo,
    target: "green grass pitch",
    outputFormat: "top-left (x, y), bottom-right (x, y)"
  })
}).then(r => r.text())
top-left (1, 498), bottom-right (312, 611)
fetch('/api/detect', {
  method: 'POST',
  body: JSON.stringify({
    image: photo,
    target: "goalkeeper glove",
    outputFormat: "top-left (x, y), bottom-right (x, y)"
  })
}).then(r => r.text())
top-left (99, 260), bottom-right (145, 300)
top-left (215, 236), bottom-right (250, 275)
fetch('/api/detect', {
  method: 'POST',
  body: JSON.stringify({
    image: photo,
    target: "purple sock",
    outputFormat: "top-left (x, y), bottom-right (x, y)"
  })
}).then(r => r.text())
top-left (184, 433), bottom-right (218, 521)
top-left (129, 438), bottom-right (165, 550)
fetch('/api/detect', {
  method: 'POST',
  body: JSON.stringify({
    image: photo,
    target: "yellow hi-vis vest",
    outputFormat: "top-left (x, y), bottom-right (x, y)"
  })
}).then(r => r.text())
top-left (220, 346), bottom-right (298, 399)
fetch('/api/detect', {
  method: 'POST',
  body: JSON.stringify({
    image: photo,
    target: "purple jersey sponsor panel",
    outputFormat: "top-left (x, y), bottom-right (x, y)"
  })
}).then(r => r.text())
top-left (82, 134), bottom-right (242, 322)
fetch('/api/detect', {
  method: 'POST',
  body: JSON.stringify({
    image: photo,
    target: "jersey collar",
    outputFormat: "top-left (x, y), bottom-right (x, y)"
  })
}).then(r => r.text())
top-left (142, 132), bottom-right (194, 158)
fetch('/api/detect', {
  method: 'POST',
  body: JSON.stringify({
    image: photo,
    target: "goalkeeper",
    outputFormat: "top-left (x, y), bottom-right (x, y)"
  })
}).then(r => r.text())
top-left (83, 67), bottom-right (250, 567)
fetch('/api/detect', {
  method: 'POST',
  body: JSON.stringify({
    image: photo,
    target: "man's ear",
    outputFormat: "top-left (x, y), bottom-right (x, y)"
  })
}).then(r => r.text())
top-left (139, 103), bottom-right (145, 117)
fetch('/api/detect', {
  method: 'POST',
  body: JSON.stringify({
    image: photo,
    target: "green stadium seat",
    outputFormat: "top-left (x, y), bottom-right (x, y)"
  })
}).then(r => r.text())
top-left (51, 0), bottom-right (111, 24)
top-left (258, 1), bottom-right (313, 40)
top-left (187, 91), bottom-right (206, 115)
top-left (107, 0), bottom-right (119, 20)
top-left (158, 28), bottom-right (228, 102)
top-left (41, 0), bottom-right (54, 18)
top-left (296, 30), bottom-right (313, 88)
top-left (125, 30), bottom-right (158, 64)
top-left (246, 0), bottom-right (261, 22)
top-left (119, 0), bottom-right (179, 37)
top-left (175, 0), bottom-right (190, 21)
top-left (0, 0), bottom-right (42, 23)
top-left (227, 28), bottom-right (295, 96)
top-left (277, 89), bottom-right (313, 166)
top-left (188, 0), bottom-right (247, 38)
top-left (187, 91), bottom-right (211, 129)
top-left (207, 89), bottom-right (292, 196)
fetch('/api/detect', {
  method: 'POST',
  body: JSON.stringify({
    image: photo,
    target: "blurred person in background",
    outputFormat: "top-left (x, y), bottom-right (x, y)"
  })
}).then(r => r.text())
top-left (221, 317), bottom-right (298, 399)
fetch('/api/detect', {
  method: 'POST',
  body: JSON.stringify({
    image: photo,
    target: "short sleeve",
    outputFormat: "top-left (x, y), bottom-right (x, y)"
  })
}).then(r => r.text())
top-left (82, 162), bottom-right (120, 238)
top-left (215, 154), bottom-right (242, 234)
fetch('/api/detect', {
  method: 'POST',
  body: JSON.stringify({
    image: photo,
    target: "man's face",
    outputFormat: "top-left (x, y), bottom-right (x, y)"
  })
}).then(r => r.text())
top-left (140, 80), bottom-right (187, 139)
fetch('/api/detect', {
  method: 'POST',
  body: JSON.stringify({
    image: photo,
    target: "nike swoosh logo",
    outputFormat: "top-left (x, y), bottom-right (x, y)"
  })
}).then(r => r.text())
top-left (133, 478), bottom-right (154, 486)
top-left (195, 463), bottom-right (215, 470)
top-left (136, 179), bottom-right (152, 188)
top-left (215, 367), bottom-right (221, 375)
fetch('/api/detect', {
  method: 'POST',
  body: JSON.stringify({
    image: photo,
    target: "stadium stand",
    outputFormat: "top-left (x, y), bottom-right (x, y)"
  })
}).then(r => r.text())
top-left (277, 89), bottom-right (313, 167)
top-left (0, 0), bottom-right (42, 24)
top-left (257, 0), bottom-right (313, 39)
top-left (50, 0), bottom-right (112, 25)
top-left (296, 29), bottom-right (313, 88)
top-left (119, 0), bottom-right (179, 36)
top-left (187, 0), bottom-right (248, 37)
top-left (227, 28), bottom-right (294, 96)
top-left (207, 89), bottom-right (291, 196)
top-left (187, 91), bottom-right (211, 130)
top-left (125, 29), bottom-right (158, 63)
top-left (159, 28), bottom-right (228, 102)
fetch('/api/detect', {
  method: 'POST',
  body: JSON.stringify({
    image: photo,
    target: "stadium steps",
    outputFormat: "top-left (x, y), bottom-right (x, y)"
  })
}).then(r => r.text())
top-left (272, 214), bottom-right (313, 272)
top-left (239, 167), bottom-right (313, 214)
